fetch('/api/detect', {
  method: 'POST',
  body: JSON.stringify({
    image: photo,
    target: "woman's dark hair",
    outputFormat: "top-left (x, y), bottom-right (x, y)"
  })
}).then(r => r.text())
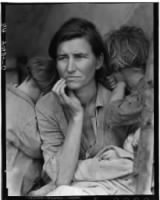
top-left (27, 57), bottom-right (58, 94)
top-left (104, 26), bottom-right (150, 72)
top-left (48, 17), bottom-right (109, 82)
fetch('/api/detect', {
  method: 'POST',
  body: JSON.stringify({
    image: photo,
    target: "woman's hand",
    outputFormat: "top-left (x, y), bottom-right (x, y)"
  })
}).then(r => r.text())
top-left (52, 79), bottom-right (84, 120)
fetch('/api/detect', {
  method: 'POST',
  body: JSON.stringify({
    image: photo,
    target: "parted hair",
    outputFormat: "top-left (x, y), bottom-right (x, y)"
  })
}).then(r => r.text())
top-left (48, 17), bottom-right (109, 81)
top-left (104, 26), bottom-right (150, 72)
top-left (27, 57), bottom-right (58, 94)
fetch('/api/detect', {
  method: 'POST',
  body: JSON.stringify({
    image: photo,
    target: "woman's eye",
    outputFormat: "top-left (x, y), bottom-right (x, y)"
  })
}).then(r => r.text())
top-left (57, 56), bottom-right (67, 61)
top-left (75, 54), bottom-right (87, 59)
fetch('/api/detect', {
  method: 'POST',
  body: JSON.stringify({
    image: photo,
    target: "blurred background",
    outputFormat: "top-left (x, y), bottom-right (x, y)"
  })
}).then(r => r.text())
top-left (5, 3), bottom-right (153, 85)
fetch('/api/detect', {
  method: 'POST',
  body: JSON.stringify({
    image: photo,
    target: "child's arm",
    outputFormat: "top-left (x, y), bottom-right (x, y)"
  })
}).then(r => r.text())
top-left (106, 87), bottom-right (143, 127)
top-left (105, 71), bottom-right (143, 127)
top-left (110, 81), bottom-right (126, 102)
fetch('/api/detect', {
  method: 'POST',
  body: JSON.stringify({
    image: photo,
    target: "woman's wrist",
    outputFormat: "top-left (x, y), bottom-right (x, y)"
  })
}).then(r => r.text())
top-left (72, 112), bottom-right (84, 122)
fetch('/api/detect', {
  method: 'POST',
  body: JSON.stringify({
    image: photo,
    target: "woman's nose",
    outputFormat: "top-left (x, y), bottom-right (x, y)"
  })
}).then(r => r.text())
top-left (67, 58), bottom-right (76, 73)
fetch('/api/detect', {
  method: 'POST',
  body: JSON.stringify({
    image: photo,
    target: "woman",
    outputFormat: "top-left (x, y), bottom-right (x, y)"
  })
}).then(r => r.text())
top-left (36, 18), bottom-right (142, 195)
top-left (6, 57), bottom-right (57, 196)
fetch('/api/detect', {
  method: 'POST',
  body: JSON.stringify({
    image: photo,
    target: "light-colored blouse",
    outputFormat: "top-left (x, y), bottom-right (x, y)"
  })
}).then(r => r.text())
top-left (36, 83), bottom-right (141, 183)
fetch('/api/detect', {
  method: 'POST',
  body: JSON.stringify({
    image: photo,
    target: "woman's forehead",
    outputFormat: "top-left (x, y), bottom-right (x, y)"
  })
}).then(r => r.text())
top-left (57, 38), bottom-right (92, 54)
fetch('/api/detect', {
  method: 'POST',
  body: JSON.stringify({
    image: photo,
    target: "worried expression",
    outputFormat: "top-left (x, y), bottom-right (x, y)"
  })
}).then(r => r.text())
top-left (56, 38), bottom-right (102, 90)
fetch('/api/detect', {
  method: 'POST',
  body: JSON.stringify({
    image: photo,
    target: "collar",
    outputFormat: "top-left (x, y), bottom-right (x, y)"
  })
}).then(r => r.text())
top-left (96, 83), bottom-right (110, 108)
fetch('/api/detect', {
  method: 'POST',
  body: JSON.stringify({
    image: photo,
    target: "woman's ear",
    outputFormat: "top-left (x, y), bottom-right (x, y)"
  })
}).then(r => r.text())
top-left (96, 54), bottom-right (104, 70)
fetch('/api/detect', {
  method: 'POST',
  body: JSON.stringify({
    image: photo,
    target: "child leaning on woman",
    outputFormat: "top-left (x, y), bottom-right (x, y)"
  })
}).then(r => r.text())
top-left (104, 25), bottom-right (152, 154)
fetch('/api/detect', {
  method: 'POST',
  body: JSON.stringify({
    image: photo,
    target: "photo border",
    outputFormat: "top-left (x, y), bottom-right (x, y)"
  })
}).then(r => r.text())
top-left (1, 2), bottom-right (159, 200)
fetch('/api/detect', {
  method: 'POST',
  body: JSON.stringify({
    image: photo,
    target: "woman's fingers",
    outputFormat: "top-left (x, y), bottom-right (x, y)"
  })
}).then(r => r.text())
top-left (52, 79), bottom-right (82, 116)
top-left (52, 78), bottom-right (72, 105)
top-left (59, 82), bottom-right (69, 104)
top-left (55, 79), bottom-right (65, 94)
top-left (52, 79), bottom-right (65, 93)
top-left (52, 79), bottom-right (68, 104)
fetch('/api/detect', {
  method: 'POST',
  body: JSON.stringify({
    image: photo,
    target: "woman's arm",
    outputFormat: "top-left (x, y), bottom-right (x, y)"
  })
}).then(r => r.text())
top-left (36, 79), bottom-right (84, 186)
top-left (56, 113), bottom-right (83, 186)
top-left (53, 79), bottom-right (84, 186)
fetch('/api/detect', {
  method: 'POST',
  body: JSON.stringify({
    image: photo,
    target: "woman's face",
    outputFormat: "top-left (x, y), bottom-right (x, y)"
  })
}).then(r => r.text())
top-left (56, 37), bottom-right (102, 90)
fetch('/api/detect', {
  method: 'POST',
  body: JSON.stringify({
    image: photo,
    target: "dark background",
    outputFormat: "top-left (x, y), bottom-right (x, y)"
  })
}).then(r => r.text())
top-left (5, 3), bottom-right (153, 84)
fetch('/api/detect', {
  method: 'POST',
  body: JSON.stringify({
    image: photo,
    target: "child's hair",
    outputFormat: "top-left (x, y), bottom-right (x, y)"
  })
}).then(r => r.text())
top-left (26, 57), bottom-right (58, 94)
top-left (104, 26), bottom-right (150, 73)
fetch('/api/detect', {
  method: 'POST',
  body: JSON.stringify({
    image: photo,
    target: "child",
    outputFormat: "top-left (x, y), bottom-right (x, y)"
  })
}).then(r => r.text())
top-left (104, 26), bottom-right (151, 152)
top-left (6, 57), bottom-right (57, 195)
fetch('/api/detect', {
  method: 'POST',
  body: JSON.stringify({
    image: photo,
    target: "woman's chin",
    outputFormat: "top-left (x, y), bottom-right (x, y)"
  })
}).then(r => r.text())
top-left (67, 83), bottom-right (82, 90)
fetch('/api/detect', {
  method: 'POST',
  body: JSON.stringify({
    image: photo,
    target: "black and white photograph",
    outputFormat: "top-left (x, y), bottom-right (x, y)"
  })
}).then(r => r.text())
top-left (2, 2), bottom-right (157, 198)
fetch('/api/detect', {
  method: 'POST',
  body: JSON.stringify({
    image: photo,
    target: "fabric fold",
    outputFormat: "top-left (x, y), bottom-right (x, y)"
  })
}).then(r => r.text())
top-left (74, 146), bottom-right (134, 181)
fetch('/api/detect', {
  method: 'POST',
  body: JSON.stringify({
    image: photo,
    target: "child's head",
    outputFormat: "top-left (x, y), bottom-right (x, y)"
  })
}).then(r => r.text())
top-left (26, 57), bottom-right (58, 94)
top-left (104, 26), bottom-right (150, 73)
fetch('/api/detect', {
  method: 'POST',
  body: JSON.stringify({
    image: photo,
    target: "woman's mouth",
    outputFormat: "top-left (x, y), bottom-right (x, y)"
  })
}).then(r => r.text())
top-left (65, 76), bottom-right (81, 81)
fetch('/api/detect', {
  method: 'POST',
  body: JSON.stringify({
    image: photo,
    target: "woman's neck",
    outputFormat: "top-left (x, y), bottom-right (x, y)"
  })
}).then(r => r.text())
top-left (18, 79), bottom-right (41, 103)
top-left (74, 80), bottom-right (97, 108)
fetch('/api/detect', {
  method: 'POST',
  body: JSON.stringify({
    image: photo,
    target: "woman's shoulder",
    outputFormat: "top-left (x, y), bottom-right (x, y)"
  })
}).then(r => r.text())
top-left (98, 83), bottom-right (112, 101)
top-left (99, 83), bottom-right (112, 94)
top-left (36, 91), bottom-right (62, 113)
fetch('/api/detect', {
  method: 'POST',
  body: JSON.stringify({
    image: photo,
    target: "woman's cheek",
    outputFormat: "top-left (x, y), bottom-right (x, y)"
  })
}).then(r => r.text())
top-left (79, 60), bottom-right (95, 75)
top-left (57, 64), bottom-right (66, 78)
